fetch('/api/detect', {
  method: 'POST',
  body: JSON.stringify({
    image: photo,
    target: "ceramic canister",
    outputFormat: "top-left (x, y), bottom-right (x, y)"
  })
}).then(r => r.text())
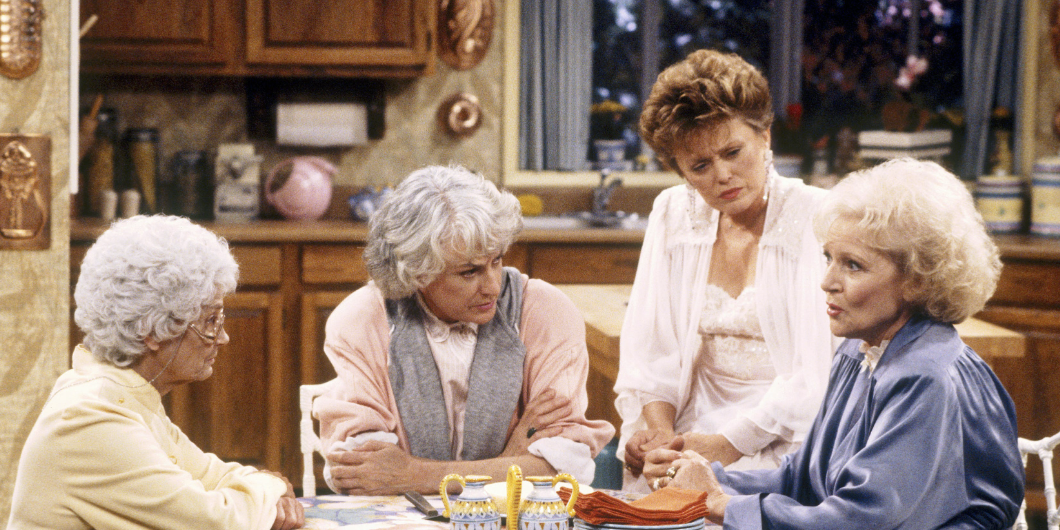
top-left (440, 474), bottom-right (501, 530)
top-left (1032, 157), bottom-right (1060, 237)
top-left (975, 175), bottom-right (1024, 234)
top-left (519, 475), bottom-right (578, 530)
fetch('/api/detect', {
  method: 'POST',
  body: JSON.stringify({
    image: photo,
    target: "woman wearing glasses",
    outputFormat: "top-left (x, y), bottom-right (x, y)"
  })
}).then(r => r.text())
top-left (8, 215), bottom-right (303, 530)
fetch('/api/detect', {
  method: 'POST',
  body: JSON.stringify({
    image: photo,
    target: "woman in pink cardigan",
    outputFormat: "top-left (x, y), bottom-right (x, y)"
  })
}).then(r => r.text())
top-left (315, 165), bottom-right (615, 495)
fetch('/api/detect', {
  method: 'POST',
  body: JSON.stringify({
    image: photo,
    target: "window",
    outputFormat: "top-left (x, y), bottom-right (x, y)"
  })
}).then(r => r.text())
top-left (588, 0), bottom-right (964, 170)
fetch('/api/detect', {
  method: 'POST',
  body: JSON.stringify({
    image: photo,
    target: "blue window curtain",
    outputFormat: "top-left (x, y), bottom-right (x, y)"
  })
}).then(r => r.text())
top-left (962, 0), bottom-right (1023, 179)
top-left (520, 0), bottom-right (593, 171)
top-left (769, 0), bottom-right (805, 118)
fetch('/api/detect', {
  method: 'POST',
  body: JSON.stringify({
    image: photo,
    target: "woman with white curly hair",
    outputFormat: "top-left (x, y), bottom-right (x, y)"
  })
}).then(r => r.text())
top-left (656, 159), bottom-right (1024, 529)
top-left (315, 165), bottom-right (615, 495)
top-left (8, 215), bottom-right (303, 530)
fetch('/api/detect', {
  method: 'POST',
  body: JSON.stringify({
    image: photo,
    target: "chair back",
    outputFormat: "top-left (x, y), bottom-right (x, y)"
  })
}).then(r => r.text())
top-left (299, 379), bottom-right (339, 497)
top-left (1014, 432), bottom-right (1060, 530)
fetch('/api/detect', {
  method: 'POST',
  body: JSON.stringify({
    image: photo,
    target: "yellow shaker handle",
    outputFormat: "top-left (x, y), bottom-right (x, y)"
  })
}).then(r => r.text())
top-left (553, 473), bottom-right (579, 517)
top-left (440, 473), bottom-right (466, 518)
top-left (507, 465), bottom-right (523, 530)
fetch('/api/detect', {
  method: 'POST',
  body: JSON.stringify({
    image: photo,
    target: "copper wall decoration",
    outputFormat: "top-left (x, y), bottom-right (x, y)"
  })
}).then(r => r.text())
top-left (438, 0), bottom-right (494, 71)
top-left (1052, 0), bottom-right (1060, 69)
top-left (437, 93), bottom-right (483, 137)
top-left (0, 134), bottom-right (50, 250)
top-left (0, 0), bottom-right (44, 79)
top-left (1051, 0), bottom-right (1060, 137)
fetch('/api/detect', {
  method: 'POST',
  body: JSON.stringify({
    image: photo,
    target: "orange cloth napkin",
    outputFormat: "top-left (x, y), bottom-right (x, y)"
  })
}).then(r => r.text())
top-left (559, 487), bottom-right (708, 526)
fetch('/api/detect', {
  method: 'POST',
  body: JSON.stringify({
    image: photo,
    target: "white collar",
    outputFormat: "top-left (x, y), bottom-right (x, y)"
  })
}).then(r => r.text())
top-left (415, 294), bottom-right (477, 342)
top-left (859, 339), bottom-right (890, 373)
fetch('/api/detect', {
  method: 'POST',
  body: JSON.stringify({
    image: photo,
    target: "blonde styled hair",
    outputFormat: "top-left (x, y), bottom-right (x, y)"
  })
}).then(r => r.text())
top-left (364, 165), bottom-right (523, 299)
top-left (813, 158), bottom-right (1001, 323)
top-left (639, 49), bottom-right (773, 171)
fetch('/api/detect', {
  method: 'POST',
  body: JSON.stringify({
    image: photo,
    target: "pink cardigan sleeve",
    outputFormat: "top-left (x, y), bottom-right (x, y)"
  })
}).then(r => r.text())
top-left (313, 284), bottom-right (409, 452)
top-left (520, 278), bottom-right (616, 456)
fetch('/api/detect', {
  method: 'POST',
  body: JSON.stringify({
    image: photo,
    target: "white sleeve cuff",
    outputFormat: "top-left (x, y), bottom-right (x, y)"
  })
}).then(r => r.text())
top-left (323, 431), bottom-right (400, 492)
top-left (528, 437), bottom-right (595, 485)
top-left (718, 417), bottom-right (777, 456)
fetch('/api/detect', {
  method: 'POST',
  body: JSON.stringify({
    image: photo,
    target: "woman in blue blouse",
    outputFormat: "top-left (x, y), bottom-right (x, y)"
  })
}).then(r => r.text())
top-left (659, 158), bottom-right (1024, 529)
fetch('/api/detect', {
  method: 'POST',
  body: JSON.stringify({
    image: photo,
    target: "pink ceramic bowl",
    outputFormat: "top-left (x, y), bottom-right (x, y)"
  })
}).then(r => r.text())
top-left (265, 156), bottom-right (335, 221)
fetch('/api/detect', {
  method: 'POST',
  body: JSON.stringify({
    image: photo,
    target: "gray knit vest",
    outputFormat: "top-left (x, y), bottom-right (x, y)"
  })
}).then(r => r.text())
top-left (385, 267), bottom-right (526, 461)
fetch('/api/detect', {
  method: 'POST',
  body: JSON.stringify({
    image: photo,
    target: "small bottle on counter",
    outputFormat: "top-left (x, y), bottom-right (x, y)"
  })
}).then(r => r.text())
top-left (121, 128), bottom-right (160, 214)
top-left (84, 108), bottom-right (118, 217)
top-left (165, 150), bottom-right (213, 219)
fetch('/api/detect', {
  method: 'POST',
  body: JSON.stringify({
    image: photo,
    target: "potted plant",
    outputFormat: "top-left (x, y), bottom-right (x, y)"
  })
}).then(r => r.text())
top-left (590, 100), bottom-right (629, 165)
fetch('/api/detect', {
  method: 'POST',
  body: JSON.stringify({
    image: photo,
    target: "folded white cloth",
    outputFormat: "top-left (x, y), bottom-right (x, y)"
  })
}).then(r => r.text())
top-left (529, 436), bottom-right (596, 485)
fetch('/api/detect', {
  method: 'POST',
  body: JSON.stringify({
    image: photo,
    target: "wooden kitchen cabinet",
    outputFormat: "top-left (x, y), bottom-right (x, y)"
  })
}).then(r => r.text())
top-left (80, 0), bottom-right (238, 73)
top-left (245, 0), bottom-right (435, 77)
top-left (80, 0), bottom-right (435, 77)
top-left (973, 236), bottom-right (1060, 517)
top-left (523, 243), bottom-right (641, 284)
top-left (169, 291), bottom-right (285, 470)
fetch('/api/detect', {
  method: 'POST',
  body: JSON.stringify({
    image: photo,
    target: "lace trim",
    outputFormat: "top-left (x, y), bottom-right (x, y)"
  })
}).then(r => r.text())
top-left (859, 339), bottom-right (890, 373)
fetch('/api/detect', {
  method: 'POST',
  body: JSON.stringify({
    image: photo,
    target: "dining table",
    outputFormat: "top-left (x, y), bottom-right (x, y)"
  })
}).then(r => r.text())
top-left (296, 490), bottom-right (678, 530)
top-left (554, 283), bottom-right (1028, 432)
top-left (298, 494), bottom-right (448, 530)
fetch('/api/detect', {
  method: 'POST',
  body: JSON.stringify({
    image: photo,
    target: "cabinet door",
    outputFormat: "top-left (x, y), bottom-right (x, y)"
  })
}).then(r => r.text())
top-left (168, 291), bottom-right (285, 472)
top-left (300, 291), bottom-right (349, 386)
top-left (245, 0), bottom-right (435, 75)
top-left (80, 0), bottom-right (236, 68)
top-left (527, 244), bottom-right (641, 284)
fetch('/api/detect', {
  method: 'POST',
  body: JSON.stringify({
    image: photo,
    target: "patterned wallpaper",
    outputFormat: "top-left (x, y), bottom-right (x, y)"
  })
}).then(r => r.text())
top-left (0, 0), bottom-right (72, 523)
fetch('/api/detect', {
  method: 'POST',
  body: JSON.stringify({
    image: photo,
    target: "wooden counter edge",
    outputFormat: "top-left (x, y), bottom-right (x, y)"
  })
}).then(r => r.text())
top-left (71, 218), bottom-right (645, 244)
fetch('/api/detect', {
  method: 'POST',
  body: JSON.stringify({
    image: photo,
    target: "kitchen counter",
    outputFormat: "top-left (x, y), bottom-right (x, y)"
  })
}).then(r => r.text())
top-left (69, 218), bottom-right (1060, 255)
top-left (70, 218), bottom-right (648, 244)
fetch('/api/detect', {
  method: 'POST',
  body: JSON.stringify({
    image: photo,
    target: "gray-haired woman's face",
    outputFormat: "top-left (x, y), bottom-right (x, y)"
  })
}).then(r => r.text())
top-left (820, 219), bottom-right (913, 347)
top-left (420, 253), bottom-right (504, 324)
top-left (152, 294), bottom-right (229, 390)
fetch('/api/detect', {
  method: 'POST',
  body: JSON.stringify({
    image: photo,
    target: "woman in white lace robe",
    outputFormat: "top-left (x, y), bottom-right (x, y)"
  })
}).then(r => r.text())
top-left (614, 49), bottom-right (837, 491)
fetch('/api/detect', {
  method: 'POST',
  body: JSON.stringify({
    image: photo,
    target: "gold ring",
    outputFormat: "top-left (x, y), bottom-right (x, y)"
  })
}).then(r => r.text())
top-left (652, 477), bottom-right (661, 490)
top-left (666, 466), bottom-right (677, 478)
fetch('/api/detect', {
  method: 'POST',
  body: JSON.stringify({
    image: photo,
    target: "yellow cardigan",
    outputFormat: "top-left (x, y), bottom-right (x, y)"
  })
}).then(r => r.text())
top-left (7, 346), bottom-right (287, 530)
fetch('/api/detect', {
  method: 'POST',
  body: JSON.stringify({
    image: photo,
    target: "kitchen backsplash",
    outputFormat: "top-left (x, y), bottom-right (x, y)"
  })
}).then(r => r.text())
top-left (78, 42), bottom-right (502, 195)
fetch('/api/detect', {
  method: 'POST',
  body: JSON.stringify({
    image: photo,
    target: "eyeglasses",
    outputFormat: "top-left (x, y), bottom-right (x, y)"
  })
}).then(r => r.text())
top-left (188, 310), bottom-right (225, 345)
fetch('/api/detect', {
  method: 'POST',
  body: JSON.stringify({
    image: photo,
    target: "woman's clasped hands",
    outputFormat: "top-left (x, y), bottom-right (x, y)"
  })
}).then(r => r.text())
top-left (629, 429), bottom-right (744, 489)
top-left (624, 428), bottom-right (680, 479)
top-left (667, 451), bottom-right (730, 526)
top-left (259, 469), bottom-right (305, 530)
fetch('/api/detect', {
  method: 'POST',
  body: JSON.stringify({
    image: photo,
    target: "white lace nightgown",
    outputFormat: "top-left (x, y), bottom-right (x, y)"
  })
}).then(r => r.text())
top-left (676, 283), bottom-right (796, 470)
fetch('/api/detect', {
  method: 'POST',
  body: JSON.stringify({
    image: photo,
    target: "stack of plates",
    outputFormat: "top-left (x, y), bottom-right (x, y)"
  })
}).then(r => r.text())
top-left (574, 518), bottom-right (706, 530)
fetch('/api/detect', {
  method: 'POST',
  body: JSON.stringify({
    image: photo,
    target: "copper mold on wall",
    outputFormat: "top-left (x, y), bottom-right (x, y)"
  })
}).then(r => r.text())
top-left (437, 0), bottom-right (494, 71)
top-left (437, 93), bottom-right (482, 138)
top-left (0, 134), bottom-right (50, 250)
top-left (0, 0), bottom-right (44, 79)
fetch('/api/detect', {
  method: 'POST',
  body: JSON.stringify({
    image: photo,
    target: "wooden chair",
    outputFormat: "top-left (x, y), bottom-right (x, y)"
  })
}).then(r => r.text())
top-left (299, 379), bottom-right (339, 497)
top-left (1014, 431), bottom-right (1060, 530)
